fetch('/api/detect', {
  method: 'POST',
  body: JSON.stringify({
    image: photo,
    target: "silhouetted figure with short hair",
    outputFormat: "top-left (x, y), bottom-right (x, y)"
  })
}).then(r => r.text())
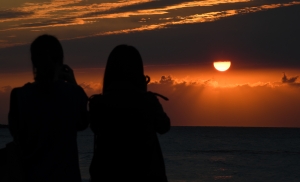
top-left (8, 34), bottom-right (88, 182)
top-left (89, 44), bottom-right (170, 182)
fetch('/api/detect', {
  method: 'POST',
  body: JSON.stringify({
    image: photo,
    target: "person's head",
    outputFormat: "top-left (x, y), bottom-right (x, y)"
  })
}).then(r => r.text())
top-left (30, 34), bottom-right (64, 84)
top-left (103, 44), bottom-right (150, 93)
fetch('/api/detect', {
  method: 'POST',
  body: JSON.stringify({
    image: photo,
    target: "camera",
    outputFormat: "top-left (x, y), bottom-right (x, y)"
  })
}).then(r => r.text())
top-left (58, 64), bottom-right (70, 80)
top-left (61, 64), bottom-right (70, 73)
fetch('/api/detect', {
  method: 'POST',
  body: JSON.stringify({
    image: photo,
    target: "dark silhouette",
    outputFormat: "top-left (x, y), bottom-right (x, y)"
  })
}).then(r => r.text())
top-left (8, 34), bottom-right (88, 182)
top-left (0, 148), bottom-right (8, 182)
top-left (0, 124), bottom-right (8, 128)
top-left (89, 44), bottom-right (170, 181)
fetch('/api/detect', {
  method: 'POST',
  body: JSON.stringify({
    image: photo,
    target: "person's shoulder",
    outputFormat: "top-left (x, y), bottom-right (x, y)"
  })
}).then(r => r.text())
top-left (89, 94), bottom-right (103, 103)
top-left (11, 82), bottom-right (33, 93)
top-left (10, 87), bottom-right (20, 96)
top-left (89, 93), bottom-right (103, 99)
top-left (58, 81), bottom-right (85, 92)
top-left (72, 84), bottom-right (88, 98)
top-left (55, 81), bottom-right (88, 99)
top-left (9, 83), bottom-right (32, 101)
top-left (74, 84), bottom-right (86, 93)
top-left (88, 94), bottom-right (104, 110)
top-left (20, 82), bottom-right (35, 89)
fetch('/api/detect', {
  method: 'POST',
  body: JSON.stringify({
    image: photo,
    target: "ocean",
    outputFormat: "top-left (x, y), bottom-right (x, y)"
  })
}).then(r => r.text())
top-left (1, 127), bottom-right (300, 182)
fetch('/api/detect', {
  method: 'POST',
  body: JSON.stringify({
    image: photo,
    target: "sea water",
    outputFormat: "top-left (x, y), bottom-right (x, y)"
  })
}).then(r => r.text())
top-left (1, 127), bottom-right (300, 182)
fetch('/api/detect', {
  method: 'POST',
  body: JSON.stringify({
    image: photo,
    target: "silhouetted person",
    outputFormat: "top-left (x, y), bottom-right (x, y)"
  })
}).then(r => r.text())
top-left (89, 44), bottom-right (170, 182)
top-left (0, 147), bottom-right (8, 181)
top-left (8, 34), bottom-right (88, 182)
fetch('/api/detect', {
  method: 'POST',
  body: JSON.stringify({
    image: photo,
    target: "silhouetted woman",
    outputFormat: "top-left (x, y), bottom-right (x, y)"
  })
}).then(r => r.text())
top-left (89, 44), bottom-right (170, 182)
top-left (8, 34), bottom-right (88, 182)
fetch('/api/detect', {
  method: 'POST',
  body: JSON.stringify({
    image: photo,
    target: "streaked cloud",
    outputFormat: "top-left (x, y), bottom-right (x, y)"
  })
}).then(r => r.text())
top-left (0, 0), bottom-right (154, 23)
top-left (96, 1), bottom-right (300, 35)
top-left (1, 0), bottom-right (299, 48)
top-left (0, 9), bottom-right (33, 19)
top-left (81, 0), bottom-right (251, 19)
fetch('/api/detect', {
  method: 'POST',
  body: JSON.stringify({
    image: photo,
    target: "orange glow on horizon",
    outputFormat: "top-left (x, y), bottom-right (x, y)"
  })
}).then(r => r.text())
top-left (1, 66), bottom-right (300, 127)
top-left (213, 61), bottom-right (231, 72)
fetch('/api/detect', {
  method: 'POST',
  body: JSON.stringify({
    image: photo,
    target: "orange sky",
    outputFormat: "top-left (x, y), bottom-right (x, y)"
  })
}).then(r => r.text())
top-left (0, 1), bottom-right (300, 127)
top-left (1, 65), bottom-right (300, 127)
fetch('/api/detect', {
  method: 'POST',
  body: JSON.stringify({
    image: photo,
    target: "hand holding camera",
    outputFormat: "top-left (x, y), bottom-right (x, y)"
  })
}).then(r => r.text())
top-left (59, 64), bottom-right (77, 85)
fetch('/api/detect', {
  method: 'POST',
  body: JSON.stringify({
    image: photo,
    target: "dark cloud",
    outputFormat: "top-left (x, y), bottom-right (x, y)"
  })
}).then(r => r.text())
top-left (81, 0), bottom-right (191, 16)
top-left (282, 73), bottom-right (298, 83)
top-left (66, 4), bottom-right (300, 70)
top-left (1, 3), bottom-right (300, 72)
top-left (281, 73), bottom-right (300, 88)
top-left (159, 75), bottom-right (175, 85)
top-left (18, 18), bottom-right (75, 28)
top-left (0, 10), bottom-right (33, 19)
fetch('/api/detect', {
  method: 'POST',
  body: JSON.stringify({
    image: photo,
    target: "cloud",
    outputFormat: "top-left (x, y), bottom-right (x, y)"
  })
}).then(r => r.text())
top-left (0, 0), bottom-right (154, 24)
top-left (16, 18), bottom-right (85, 29)
top-left (1, 0), bottom-right (299, 35)
top-left (159, 75), bottom-right (175, 85)
top-left (1, 72), bottom-right (300, 127)
top-left (0, 10), bottom-right (33, 19)
top-left (282, 73), bottom-right (298, 84)
top-left (1, 0), bottom-right (300, 74)
top-left (83, 1), bottom-right (300, 37)
top-left (147, 75), bottom-right (300, 127)
top-left (81, 0), bottom-right (251, 20)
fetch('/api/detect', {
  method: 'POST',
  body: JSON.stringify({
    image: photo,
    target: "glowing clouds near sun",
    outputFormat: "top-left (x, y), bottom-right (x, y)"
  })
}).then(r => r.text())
top-left (214, 61), bottom-right (231, 72)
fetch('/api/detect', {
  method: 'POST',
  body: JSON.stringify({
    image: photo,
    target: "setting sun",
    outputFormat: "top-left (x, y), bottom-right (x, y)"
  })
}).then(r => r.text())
top-left (214, 61), bottom-right (231, 71)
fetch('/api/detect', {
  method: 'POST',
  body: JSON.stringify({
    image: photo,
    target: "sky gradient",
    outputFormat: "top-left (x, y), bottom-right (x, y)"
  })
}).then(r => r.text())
top-left (0, 0), bottom-right (300, 126)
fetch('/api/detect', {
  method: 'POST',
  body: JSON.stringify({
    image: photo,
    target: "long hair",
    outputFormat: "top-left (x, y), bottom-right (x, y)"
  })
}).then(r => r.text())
top-left (30, 34), bottom-right (63, 84)
top-left (103, 44), bottom-right (150, 94)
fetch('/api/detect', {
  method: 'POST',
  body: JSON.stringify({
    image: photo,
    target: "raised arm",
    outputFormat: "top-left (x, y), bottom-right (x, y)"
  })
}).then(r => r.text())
top-left (146, 92), bottom-right (170, 134)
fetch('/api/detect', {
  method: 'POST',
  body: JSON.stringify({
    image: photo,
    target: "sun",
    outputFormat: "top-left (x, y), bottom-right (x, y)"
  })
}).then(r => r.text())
top-left (213, 61), bottom-right (231, 72)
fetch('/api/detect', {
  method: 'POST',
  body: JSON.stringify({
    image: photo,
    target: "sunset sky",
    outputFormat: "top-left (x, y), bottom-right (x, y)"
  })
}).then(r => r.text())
top-left (0, 0), bottom-right (300, 127)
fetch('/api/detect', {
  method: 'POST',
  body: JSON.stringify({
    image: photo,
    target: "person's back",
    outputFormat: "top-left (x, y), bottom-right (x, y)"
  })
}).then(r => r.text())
top-left (8, 34), bottom-right (88, 182)
top-left (90, 91), bottom-right (169, 181)
top-left (11, 81), bottom-right (87, 182)
top-left (89, 45), bottom-right (170, 182)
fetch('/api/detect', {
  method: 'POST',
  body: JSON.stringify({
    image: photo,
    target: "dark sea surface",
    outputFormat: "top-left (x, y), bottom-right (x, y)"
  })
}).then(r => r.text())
top-left (1, 127), bottom-right (300, 182)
